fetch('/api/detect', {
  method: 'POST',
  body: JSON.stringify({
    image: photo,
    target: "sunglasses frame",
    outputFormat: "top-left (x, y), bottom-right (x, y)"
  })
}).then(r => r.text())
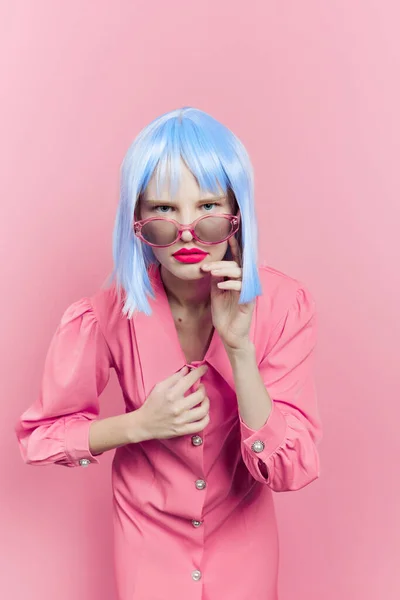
top-left (133, 213), bottom-right (241, 248)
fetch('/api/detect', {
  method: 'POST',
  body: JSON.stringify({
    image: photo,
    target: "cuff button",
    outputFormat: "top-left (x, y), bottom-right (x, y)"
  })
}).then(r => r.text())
top-left (79, 458), bottom-right (91, 467)
top-left (251, 440), bottom-right (265, 453)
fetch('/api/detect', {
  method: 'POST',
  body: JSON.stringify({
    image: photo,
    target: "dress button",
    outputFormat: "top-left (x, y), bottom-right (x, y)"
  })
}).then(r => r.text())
top-left (251, 440), bottom-right (265, 453)
top-left (192, 569), bottom-right (202, 581)
top-left (195, 479), bottom-right (206, 490)
top-left (191, 519), bottom-right (203, 527)
top-left (191, 435), bottom-right (203, 446)
top-left (79, 458), bottom-right (91, 467)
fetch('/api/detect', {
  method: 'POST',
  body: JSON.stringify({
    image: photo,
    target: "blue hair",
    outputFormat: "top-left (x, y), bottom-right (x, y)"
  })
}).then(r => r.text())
top-left (104, 107), bottom-right (262, 317)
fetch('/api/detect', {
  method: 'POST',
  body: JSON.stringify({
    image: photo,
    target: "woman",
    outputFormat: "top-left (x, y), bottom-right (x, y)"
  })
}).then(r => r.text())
top-left (15, 107), bottom-right (322, 600)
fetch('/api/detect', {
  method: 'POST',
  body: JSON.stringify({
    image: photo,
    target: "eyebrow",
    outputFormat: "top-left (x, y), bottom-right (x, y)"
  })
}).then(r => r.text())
top-left (143, 195), bottom-right (227, 205)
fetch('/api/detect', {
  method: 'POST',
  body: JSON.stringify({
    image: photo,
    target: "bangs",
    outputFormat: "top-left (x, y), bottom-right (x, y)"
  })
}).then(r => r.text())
top-left (141, 114), bottom-right (230, 200)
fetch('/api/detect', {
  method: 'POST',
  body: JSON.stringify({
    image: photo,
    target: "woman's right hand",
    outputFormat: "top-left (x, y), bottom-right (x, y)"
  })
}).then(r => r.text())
top-left (132, 364), bottom-right (210, 441)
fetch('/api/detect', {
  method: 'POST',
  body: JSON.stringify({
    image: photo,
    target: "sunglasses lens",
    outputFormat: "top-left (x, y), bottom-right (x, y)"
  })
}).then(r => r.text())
top-left (195, 217), bottom-right (233, 242)
top-left (140, 220), bottom-right (178, 245)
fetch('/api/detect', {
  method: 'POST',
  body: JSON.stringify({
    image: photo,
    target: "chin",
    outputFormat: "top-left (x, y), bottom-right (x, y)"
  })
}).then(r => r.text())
top-left (167, 262), bottom-right (208, 280)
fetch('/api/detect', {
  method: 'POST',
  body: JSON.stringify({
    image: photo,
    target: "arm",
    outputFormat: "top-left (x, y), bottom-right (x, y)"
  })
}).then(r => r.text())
top-left (228, 285), bottom-right (322, 491)
top-left (88, 410), bottom-right (147, 456)
top-left (227, 341), bottom-right (273, 429)
top-left (15, 297), bottom-right (116, 468)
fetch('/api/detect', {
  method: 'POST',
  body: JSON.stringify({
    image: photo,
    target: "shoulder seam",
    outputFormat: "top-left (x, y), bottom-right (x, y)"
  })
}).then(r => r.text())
top-left (268, 284), bottom-right (302, 339)
top-left (86, 296), bottom-right (116, 370)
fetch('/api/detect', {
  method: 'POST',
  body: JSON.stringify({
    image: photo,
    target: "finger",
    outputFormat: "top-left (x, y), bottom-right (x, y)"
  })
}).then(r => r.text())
top-left (163, 365), bottom-right (189, 389)
top-left (202, 260), bottom-right (238, 270)
top-left (210, 273), bottom-right (225, 292)
top-left (194, 382), bottom-right (206, 396)
top-left (182, 396), bottom-right (209, 422)
top-left (183, 413), bottom-right (210, 434)
top-left (216, 280), bottom-right (242, 291)
top-left (180, 390), bottom-right (210, 413)
top-left (173, 386), bottom-right (206, 416)
top-left (181, 385), bottom-right (206, 410)
top-left (210, 266), bottom-right (242, 279)
top-left (172, 364), bottom-right (208, 395)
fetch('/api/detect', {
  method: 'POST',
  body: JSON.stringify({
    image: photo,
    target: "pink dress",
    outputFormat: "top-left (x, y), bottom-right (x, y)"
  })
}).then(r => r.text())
top-left (15, 264), bottom-right (322, 600)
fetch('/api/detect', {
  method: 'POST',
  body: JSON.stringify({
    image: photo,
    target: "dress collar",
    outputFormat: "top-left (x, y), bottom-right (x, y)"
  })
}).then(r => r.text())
top-left (131, 263), bottom-right (256, 398)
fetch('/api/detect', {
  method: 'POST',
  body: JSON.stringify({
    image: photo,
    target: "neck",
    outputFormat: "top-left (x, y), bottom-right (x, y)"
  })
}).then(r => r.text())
top-left (159, 264), bottom-right (211, 312)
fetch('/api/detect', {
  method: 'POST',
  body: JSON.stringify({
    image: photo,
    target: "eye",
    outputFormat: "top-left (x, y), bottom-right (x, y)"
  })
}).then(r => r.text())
top-left (202, 202), bottom-right (220, 211)
top-left (152, 205), bottom-right (173, 214)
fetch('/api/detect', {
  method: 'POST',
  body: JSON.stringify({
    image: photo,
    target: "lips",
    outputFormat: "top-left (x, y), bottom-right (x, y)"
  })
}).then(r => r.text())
top-left (172, 248), bottom-right (209, 264)
top-left (172, 248), bottom-right (208, 257)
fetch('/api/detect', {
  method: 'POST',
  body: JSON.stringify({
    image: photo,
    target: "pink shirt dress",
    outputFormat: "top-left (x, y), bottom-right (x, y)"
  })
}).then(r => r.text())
top-left (15, 263), bottom-right (322, 600)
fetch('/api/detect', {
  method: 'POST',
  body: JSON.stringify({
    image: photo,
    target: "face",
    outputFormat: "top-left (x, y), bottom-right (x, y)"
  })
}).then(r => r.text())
top-left (137, 160), bottom-right (238, 282)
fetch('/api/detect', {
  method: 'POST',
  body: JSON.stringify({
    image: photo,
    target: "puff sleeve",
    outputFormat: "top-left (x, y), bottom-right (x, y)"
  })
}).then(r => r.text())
top-left (14, 298), bottom-right (113, 468)
top-left (240, 286), bottom-right (322, 491)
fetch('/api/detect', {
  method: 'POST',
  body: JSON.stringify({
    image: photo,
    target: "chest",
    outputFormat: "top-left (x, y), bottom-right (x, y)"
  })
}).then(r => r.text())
top-left (171, 308), bottom-right (214, 364)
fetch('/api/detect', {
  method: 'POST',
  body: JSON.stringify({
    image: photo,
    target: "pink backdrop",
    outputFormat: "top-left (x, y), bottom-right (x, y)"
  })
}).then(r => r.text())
top-left (2, 1), bottom-right (399, 599)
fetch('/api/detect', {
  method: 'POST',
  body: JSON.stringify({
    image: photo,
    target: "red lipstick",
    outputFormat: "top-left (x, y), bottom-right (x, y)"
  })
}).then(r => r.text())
top-left (172, 248), bottom-right (209, 264)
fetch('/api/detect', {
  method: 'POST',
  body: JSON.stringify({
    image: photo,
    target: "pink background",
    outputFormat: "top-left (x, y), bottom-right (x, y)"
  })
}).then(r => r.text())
top-left (2, 1), bottom-right (399, 598)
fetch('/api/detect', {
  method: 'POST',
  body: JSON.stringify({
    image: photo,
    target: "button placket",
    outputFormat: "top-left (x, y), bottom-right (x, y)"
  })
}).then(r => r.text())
top-left (186, 364), bottom-right (207, 586)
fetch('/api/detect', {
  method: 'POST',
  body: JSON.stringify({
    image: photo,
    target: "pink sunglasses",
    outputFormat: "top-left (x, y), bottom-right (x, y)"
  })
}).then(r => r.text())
top-left (133, 213), bottom-right (240, 248)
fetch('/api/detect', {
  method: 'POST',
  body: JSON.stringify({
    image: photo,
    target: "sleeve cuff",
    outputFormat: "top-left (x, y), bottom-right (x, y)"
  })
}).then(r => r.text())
top-left (64, 417), bottom-right (102, 467)
top-left (239, 400), bottom-right (288, 461)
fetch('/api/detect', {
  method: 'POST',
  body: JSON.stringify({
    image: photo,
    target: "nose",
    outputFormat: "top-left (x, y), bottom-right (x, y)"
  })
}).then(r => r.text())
top-left (180, 228), bottom-right (194, 242)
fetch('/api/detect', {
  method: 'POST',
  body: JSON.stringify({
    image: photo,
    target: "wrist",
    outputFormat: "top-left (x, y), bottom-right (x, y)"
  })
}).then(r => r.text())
top-left (225, 339), bottom-right (255, 361)
top-left (124, 408), bottom-right (151, 444)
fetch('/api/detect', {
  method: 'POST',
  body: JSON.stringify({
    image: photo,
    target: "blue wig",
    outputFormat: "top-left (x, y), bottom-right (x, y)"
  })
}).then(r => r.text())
top-left (104, 107), bottom-right (262, 317)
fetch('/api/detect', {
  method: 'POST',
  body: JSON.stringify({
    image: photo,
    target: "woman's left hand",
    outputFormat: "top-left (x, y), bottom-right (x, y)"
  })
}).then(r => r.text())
top-left (201, 236), bottom-right (255, 351)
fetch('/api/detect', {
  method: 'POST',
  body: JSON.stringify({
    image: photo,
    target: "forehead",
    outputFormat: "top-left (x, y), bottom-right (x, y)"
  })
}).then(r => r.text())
top-left (143, 158), bottom-right (225, 202)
